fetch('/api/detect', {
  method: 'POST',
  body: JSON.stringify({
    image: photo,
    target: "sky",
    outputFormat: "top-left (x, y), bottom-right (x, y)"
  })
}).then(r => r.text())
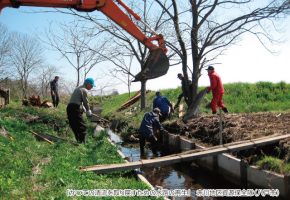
top-left (1, 6), bottom-right (290, 94)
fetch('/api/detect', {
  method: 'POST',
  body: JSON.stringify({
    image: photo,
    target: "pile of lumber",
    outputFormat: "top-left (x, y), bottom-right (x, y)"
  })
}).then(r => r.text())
top-left (22, 95), bottom-right (53, 108)
top-left (0, 88), bottom-right (10, 108)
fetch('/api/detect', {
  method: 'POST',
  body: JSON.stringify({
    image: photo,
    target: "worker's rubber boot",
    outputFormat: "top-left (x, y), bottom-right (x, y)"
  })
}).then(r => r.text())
top-left (222, 107), bottom-right (229, 113)
top-left (212, 111), bottom-right (217, 114)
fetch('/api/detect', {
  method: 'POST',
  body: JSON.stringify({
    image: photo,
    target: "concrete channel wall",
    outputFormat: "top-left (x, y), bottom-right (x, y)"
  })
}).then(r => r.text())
top-left (162, 132), bottom-right (290, 199)
top-left (96, 127), bottom-right (170, 200)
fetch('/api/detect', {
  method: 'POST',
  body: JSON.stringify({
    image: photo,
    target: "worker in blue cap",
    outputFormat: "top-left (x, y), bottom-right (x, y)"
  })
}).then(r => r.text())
top-left (67, 78), bottom-right (95, 143)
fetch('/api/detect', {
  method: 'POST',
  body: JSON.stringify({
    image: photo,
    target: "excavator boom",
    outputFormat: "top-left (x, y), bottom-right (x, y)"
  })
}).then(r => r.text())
top-left (0, 0), bottom-right (169, 81)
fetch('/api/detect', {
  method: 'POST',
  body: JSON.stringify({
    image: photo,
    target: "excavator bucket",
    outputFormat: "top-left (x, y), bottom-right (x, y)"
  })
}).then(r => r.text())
top-left (133, 49), bottom-right (169, 82)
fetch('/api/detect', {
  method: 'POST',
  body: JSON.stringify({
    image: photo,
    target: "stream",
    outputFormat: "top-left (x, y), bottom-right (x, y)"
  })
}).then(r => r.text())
top-left (107, 129), bottom-right (238, 200)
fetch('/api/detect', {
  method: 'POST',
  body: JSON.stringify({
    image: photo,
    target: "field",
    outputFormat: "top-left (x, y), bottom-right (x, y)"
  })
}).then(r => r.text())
top-left (1, 81), bottom-right (290, 198)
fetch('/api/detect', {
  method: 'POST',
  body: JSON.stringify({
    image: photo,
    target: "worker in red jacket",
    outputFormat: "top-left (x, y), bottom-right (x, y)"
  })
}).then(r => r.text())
top-left (206, 66), bottom-right (228, 114)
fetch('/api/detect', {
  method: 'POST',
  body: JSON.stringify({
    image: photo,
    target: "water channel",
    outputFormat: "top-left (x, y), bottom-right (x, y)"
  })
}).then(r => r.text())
top-left (107, 129), bottom-right (239, 200)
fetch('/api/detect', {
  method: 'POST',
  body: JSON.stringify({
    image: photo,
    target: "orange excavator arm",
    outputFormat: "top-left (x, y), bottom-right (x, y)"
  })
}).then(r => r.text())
top-left (0, 0), bottom-right (169, 81)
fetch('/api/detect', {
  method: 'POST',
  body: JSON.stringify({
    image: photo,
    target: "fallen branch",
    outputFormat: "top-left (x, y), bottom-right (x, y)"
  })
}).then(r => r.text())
top-left (91, 113), bottom-right (110, 123)
top-left (0, 127), bottom-right (14, 141)
top-left (30, 131), bottom-right (54, 144)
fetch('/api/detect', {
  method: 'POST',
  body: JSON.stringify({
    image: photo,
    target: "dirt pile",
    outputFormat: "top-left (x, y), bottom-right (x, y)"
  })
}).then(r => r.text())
top-left (165, 112), bottom-right (290, 146)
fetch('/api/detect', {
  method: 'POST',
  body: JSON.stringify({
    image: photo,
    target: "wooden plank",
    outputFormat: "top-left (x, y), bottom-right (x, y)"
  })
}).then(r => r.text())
top-left (80, 134), bottom-right (290, 173)
top-left (80, 161), bottom-right (143, 173)
top-left (164, 133), bottom-right (287, 158)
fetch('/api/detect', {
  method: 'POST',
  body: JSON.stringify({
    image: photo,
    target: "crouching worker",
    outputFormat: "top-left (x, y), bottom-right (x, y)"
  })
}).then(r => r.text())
top-left (67, 78), bottom-right (95, 144)
top-left (139, 108), bottom-right (168, 156)
top-left (153, 91), bottom-right (174, 122)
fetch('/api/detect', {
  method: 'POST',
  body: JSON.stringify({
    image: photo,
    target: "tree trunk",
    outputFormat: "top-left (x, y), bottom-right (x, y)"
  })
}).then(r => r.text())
top-left (140, 80), bottom-right (146, 110)
top-left (76, 68), bottom-right (80, 87)
top-left (190, 0), bottom-right (199, 104)
top-left (128, 84), bottom-right (131, 98)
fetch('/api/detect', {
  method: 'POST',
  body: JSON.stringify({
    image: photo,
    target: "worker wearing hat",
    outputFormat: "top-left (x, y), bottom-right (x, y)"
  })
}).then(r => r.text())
top-left (66, 78), bottom-right (95, 143)
top-left (139, 108), bottom-right (168, 156)
top-left (206, 66), bottom-right (228, 114)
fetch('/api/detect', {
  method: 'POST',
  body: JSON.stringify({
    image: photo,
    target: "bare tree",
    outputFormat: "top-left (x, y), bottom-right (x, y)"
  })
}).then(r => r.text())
top-left (0, 23), bottom-right (12, 81)
top-left (93, 79), bottom-right (116, 102)
top-left (56, 0), bottom-right (170, 109)
top-left (155, 0), bottom-right (290, 108)
top-left (44, 21), bottom-right (106, 87)
top-left (37, 65), bottom-right (59, 98)
top-left (107, 55), bottom-right (134, 97)
top-left (9, 33), bottom-right (44, 98)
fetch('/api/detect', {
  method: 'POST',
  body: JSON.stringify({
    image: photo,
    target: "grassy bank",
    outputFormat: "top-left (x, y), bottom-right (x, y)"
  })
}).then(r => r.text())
top-left (0, 102), bottom-right (155, 199)
top-left (94, 81), bottom-right (290, 128)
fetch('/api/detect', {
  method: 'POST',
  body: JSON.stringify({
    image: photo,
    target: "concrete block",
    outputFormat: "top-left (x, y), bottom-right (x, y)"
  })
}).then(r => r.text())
top-left (247, 166), bottom-right (285, 196)
top-left (167, 133), bottom-right (181, 152)
top-left (180, 137), bottom-right (194, 152)
top-left (217, 153), bottom-right (241, 185)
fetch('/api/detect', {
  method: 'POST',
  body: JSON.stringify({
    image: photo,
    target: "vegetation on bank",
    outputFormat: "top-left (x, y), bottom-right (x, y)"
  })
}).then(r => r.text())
top-left (93, 81), bottom-right (290, 129)
top-left (92, 82), bottom-right (290, 175)
top-left (256, 156), bottom-right (290, 175)
top-left (0, 102), bottom-right (156, 199)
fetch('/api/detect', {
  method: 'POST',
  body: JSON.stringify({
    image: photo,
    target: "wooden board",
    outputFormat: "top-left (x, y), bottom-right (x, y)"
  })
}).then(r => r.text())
top-left (80, 134), bottom-right (290, 173)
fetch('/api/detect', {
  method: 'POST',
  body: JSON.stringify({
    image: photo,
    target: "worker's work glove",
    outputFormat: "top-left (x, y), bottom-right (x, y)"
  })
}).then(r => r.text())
top-left (80, 105), bottom-right (86, 114)
top-left (86, 110), bottom-right (92, 117)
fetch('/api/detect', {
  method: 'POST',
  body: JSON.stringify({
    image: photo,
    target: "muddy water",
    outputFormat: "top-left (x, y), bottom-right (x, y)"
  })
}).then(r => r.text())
top-left (108, 130), bottom-right (237, 200)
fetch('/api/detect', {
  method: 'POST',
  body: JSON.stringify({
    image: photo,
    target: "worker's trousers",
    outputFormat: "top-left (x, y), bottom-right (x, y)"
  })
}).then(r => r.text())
top-left (211, 92), bottom-right (225, 113)
top-left (139, 134), bottom-right (158, 156)
top-left (51, 91), bottom-right (59, 107)
top-left (67, 103), bottom-right (87, 143)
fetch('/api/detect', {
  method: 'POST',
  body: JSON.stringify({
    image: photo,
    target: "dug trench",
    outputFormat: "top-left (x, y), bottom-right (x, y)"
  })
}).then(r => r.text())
top-left (164, 112), bottom-right (290, 172)
top-left (108, 112), bottom-right (290, 159)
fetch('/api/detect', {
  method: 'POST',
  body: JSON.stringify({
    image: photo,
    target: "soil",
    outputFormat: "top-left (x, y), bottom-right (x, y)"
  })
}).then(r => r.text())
top-left (164, 112), bottom-right (290, 168)
top-left (165, 112), bottom-right (290, 151)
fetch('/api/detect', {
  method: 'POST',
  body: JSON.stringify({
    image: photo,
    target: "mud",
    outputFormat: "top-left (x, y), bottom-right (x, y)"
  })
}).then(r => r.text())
top-left (165, 112), bottom-right (290, 147)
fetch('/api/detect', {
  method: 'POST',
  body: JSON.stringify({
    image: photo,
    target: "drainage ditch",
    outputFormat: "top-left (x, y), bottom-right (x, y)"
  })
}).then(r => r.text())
top-left (107, 129), bottom-right (238, 200)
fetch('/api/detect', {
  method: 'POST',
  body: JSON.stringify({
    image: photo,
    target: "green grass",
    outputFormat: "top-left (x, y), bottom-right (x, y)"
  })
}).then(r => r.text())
top-left (221, 82), bottom-right (290, 113)
top-left (0, 102), bottom-right (157, 199)
top-left (94, 82), bottom-right (290, 130)
top-left (90, 82), bottom-right (290, 141)
top-left (256, 156), bottom-right (290, 175)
